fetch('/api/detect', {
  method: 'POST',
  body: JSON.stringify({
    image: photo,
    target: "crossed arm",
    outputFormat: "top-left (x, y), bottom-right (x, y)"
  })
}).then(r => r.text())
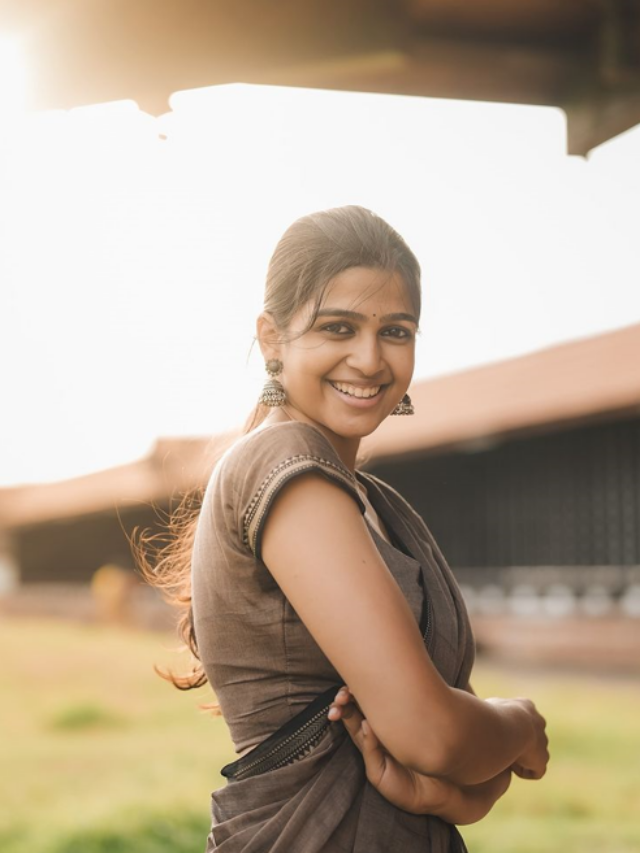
top-left (327, 683), bottom-right (515, 825)
top-left (261, 473), bottom-right (549, 821)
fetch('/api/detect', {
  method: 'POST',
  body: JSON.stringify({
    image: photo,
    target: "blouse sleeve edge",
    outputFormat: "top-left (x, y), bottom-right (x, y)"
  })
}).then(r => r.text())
top-left (244, 454), bottom-right (366, 559)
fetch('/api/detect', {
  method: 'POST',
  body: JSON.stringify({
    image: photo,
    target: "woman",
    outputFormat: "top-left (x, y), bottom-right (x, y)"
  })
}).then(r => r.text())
top-left (140, 206), bottom-right (549, 852)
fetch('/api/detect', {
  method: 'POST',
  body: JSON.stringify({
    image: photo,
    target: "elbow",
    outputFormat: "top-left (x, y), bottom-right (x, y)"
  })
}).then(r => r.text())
top-left (380, 686), bottom-right (467, 778)
top-left (394, 731), bottom-right (461, 779)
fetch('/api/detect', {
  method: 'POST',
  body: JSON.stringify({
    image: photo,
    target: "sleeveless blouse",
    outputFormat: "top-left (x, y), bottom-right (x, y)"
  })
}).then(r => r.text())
top-left (191, 420), bottom-right (475, 852)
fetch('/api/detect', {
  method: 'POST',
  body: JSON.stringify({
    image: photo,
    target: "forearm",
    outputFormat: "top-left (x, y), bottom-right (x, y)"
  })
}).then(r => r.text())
top-left (405, 687), bottom-right (535, 786)
top-left (330, 684), bottom-right (525, 824)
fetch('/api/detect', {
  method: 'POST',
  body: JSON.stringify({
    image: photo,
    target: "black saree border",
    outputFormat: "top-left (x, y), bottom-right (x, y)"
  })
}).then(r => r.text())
top-left (220, 683), bottom-right (343, 780)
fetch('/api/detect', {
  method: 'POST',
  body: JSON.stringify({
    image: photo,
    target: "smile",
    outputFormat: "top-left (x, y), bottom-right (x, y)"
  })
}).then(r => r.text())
top-left (328, 381), bottom-right (383, 399)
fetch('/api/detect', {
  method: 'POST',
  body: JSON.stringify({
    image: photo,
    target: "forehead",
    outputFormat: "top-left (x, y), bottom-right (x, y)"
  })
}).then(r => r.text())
top-left (321, 267), bottom-right (413, 314)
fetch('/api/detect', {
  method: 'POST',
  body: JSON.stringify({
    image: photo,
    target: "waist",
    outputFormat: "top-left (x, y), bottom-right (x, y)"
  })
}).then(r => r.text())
top-left (221, 683), bottom-right (342, 781)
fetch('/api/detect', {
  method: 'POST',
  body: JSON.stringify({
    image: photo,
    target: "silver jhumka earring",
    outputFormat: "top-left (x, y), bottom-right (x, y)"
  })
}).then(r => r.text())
top-left (258, 358), bottom-right (286, 407)
top-left (390, 393), bottom-right (415, 416)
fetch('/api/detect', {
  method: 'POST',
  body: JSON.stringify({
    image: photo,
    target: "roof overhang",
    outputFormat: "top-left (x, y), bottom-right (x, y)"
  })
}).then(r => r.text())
top-left (2, 0), bottom-right (640, 155)
top-left (365, 321), bottom-right (640, 463)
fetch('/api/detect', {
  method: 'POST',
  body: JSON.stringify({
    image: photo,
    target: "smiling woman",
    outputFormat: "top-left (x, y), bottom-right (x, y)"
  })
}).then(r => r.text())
top-left (256, 265), bottom-right (418, 466)
top-left (136, 205), bottom-right (549, 853)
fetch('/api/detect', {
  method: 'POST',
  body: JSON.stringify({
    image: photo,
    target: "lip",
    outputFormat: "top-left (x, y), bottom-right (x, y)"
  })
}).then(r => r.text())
top-left (328, 380), bottom-right (386, 388)
top-left (326, 380), bottom-right (387, 408)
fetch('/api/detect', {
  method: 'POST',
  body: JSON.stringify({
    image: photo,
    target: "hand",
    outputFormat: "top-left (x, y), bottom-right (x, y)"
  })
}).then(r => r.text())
top-left (328, 686), bottom-right (455, 815)
top-left (328, 686), bottom-right (511, 823)
top-left (486, 696), bottom-right (549, 780)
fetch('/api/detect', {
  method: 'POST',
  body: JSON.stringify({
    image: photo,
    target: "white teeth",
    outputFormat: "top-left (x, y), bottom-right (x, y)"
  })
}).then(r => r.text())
top-left (331, 382), bottom-right (381, 399)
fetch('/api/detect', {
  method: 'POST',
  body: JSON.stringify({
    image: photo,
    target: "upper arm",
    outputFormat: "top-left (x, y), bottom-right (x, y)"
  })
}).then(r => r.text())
top-left (261, 472), bottom-right (455, 772)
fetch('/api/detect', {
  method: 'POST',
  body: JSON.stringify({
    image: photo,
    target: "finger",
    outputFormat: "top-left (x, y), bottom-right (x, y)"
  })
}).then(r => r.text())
top-left (327, 702), bottom-right (343, 720)
top-left (340, 711), bottom-right (388, 788)
top-left (511, 763), bottom-right (546, 781)
top-left (361, 718), bottom-right (380, 749)
top-left (341, 688), bottom-right (363, 714)
top-left (334, 686), bottom-right (362, 711)
top-left (328, 688), bottom-right (361, 721)
top-left (340, 702), bottom-right (366, 752)
top-left (359, 719), bottom-right (388, 784)
top-left (327, 687), bottom-right (350, 720)
top-left (335, 688), bottom-right (359, 711)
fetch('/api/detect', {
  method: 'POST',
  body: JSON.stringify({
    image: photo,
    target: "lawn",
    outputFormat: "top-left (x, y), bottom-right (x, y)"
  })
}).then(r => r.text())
top-left (1, 617), bottom-right (638, 853)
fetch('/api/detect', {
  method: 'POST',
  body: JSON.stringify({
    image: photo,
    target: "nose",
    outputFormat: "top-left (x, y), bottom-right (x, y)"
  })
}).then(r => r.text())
top-left (345, 332), bottom-right (385, 377)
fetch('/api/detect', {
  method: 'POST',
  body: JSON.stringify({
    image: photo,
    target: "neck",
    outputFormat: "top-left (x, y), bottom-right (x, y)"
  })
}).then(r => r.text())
top-left (262, 408), bottom-right (361, 473)
top-left (322, 432), bottom-right (360, 473)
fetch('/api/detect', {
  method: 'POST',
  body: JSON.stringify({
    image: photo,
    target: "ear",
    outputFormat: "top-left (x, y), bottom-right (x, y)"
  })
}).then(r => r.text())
top-left (256, 312), bottom-right (281, 361)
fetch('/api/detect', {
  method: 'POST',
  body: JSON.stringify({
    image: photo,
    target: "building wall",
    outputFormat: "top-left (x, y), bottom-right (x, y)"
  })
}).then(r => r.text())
top-left (368, 415), bottom-right (640, 570)
top-left (14, 504), bottom-right (167, 584)
top-left (12, 414), bottom-right (640, 585)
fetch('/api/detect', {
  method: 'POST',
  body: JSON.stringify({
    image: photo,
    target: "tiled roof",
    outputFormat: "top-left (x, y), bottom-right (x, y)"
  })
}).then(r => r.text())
top-left (365, 321), bottom-right (640, 461)
top-left (0, 436), bottom-right (221, 529)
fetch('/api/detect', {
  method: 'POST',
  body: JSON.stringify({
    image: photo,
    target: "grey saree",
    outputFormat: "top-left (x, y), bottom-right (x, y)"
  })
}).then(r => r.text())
top-left (191, 421), bottom-right (475, 852)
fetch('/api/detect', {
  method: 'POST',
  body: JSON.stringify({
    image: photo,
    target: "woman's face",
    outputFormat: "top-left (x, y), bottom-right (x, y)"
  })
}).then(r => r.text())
top-left (276, 266), bottom-right (418, 448)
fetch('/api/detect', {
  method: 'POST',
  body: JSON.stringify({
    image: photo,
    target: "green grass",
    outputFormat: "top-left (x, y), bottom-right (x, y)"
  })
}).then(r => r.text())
top-left (462, 664), bottom-right (640, 853)
top-left (1, 617), bottom-right (638, 853)
top-left (47, 701), bottom-right (129, 732)
top-left (0, 618), bottom-right (232, 853)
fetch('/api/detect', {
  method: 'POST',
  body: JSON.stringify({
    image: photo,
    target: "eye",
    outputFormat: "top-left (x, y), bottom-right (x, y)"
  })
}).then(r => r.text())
top-left (320, 323), bottom-right (354, 335)
top-left (381, 326), bottom-right (414, 340)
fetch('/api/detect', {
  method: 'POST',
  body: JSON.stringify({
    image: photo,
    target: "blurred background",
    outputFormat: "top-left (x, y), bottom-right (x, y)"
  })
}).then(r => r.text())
top-left (1, 2), bottom-right (639, 852)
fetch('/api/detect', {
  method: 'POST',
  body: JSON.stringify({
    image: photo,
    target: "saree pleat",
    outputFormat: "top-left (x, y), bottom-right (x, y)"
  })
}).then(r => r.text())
top-left (208, 729), bottom-right (362, 852)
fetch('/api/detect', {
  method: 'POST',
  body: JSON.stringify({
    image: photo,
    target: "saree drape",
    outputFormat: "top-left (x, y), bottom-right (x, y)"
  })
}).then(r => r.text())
top-left (191, 421), bottom-right (475, 852)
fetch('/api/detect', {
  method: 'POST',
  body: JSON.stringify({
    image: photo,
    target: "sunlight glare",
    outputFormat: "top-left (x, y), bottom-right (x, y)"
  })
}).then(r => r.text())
top-left (2, 84), bottom-right (639, 486)
top-left (0, 34), bottom-right (26, 116)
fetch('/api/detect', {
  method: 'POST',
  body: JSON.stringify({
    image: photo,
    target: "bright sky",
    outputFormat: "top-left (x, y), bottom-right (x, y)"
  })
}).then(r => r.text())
top-left (1, 37), bottom-right (640, 487)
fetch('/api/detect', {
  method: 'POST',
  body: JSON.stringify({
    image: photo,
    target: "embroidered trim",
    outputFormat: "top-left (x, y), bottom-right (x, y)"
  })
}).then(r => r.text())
top-left (243, 454), bottom-right (362, 557)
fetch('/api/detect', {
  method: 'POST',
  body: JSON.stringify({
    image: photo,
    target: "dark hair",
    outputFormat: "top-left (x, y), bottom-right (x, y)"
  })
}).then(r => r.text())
top-left (134, 205), bottom-right (421, 710)
top-left (264, 205), bottom-right (421, 335)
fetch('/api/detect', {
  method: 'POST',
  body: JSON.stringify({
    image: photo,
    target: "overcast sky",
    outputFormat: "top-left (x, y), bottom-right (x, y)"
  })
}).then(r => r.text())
top-left (1, 82), bottom-right (639, 487)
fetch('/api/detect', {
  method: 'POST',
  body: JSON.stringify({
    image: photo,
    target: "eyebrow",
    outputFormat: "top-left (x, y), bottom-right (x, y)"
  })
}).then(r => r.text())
top-left (315, 308), bottom-right (419, 325)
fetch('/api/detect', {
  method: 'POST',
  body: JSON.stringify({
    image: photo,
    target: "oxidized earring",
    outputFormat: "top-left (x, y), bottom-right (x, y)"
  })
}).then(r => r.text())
top-left (391, 393), bottom-right (415, 416)
top-left (258, 358), bottom-right (286, 407)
